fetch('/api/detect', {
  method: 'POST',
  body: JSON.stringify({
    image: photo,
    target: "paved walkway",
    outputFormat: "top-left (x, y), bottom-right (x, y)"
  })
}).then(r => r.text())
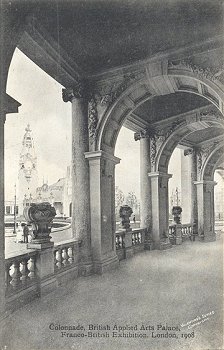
top-left (1, 238), bottom-right (223, 350)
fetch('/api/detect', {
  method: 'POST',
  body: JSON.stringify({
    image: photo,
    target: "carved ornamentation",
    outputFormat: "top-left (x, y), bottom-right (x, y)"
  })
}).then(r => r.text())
top-left (62, 81), bottom-right (88, 102)
top-left (150, 136), bottom-right (157, 164)
top-left (94, 70), bottom-right (145, 107)
top-left (184, 148), bottom-right (194, 156)
top-left (168, 60), bottom-right (224, 83)
top-left (199, 108), bottom-right (224, 121)
top-left (23, 202), bottom-right (56, 244)
top-left (134, 129), bottom-right (151, 141)
top-left (88, 98), bottom-right (98, 142)
top-left (172, 206), bottom-right (182, 224)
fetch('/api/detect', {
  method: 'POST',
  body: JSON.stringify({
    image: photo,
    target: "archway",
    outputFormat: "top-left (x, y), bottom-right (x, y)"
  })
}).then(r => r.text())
top-left (91, 71), bottom-right (224, 251)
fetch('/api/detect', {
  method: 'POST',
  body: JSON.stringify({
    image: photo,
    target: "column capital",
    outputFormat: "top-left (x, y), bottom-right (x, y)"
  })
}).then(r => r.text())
top-left (134, 129), bottom-right (151, 141)
top-left (148, 172), bottom-right (172, 179)
top-left (85, 150), bottom-right (120, 165)
top-left (62, 81), bottom-right (88, 102)
top-left (184, 148), bottom-right (196, 156)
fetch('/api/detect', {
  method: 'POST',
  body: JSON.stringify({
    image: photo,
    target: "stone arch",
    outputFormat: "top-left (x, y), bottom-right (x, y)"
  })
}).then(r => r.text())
top-left (155, 113), bottom-right (224, 173)
top-left (201, 143), bottom-right (224, 181)
top-left (97, 62), bottom-right (224, 155)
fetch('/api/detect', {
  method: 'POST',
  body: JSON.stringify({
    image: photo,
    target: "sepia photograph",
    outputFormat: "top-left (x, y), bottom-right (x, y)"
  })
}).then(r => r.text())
top-left (0, 1), bottom-right (223, 349)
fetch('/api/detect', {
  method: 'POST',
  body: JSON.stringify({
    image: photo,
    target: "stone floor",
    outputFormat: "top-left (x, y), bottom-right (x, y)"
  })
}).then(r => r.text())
top-left (1, 238), bottom-right (223, 350)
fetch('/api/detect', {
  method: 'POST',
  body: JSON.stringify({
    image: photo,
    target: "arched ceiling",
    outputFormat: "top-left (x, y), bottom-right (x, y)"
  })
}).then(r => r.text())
top-left (11, 0), bottom-right (223, 76)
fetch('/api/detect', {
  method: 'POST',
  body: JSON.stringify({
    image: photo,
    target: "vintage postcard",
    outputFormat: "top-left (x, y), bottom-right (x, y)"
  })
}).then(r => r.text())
top-left (0, 1), bottom-right (223, 350)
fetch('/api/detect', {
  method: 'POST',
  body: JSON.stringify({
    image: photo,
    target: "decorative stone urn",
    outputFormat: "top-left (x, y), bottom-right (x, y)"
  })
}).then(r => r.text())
top-left (172, 206), bottom-right (182, 224)
top-left (119, 205), bottom-right (133, 230)
top-left (24, 202), bottom-right (56, 248)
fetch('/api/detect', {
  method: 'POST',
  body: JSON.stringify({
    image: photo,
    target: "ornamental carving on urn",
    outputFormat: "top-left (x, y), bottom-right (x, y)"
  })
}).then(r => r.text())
top-left (119, 205), bottom-right (133, 229)
top-left (172, 206), bottom-right (182, 224)
top-left (24, 202), bottom-right (56, 243)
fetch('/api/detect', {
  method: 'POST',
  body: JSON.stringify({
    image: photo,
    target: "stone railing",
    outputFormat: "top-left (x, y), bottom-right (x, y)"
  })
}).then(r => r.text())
top-left (5, 250), bottom-right (39, 310)
top-left (115, 228), bottom-right (146, 260)
top-left (115, 232), bottom-right (125, 250)
top-left (181, 224), bottom-right (192, 240)
top-left (5, 239), bottom-right (79, 310)
top-left (169, 223), bottom-right (197, 244)
top-left (5, 250), bottom-right (38, 295)
top-left (168, 224), bottom-right (176, 244)
top-left (54, 239), bottom-right (78, 272)
top-left (132, 230), bottom-right (144, 245)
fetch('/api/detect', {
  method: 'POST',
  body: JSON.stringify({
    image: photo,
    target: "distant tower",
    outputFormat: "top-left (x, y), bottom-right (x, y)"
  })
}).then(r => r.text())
top-left (18, 124), bottom-right (38, 215)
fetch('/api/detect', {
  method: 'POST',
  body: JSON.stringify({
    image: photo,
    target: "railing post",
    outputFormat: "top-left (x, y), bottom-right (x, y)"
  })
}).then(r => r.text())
top-left (119, 205), bottom-right (134, 259)
top-left (175, 224), bottom-right (182, 245)
top-left (24, 202), bottom-right (57, 296)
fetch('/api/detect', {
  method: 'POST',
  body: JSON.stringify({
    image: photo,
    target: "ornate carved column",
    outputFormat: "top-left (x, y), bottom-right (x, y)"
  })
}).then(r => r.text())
top-left (194, 180), bottom-right (216, 242)
top-left (0, 112), bottom-right (5, 317)
top-left (148, 172), bottom-right (172, 249)
top-left (134, 131), bottom-right (152, 239)
top-left (85, 151), bottom-right (120, 274)
top-left (183, 148), bottom-right (198, 225)
top-left (62, 84), bottom-right (92, 275)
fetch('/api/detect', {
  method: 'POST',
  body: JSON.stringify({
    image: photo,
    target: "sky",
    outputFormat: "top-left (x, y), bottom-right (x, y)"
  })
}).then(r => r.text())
top-left (5, 48), bottom-right (183, 202)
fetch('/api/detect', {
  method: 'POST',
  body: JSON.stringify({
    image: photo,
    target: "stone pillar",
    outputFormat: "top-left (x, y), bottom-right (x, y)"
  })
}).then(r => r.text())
top-left (85, 151), bottom-right (120, 274)
top-left (148, 172), bottom-right (172, 249)
top-left (194, 181), bottom-right (216, 242)
top-left (134, 131), bottom-right (152, 248)
top-left (183, 148), bottom-right (198, 226)
top-left (62, 85), bottom-right (92, 275)
top-left (0, 114), bottom-right (5, 319)
top-left (181, 150), bottom-right (191, 223)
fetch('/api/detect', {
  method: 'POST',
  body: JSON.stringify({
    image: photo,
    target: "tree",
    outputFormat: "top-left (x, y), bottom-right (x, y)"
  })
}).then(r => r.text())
top-left (125, 191), bottom-right (138, 211)
top-left (115, 186), bottom-right (125, 213)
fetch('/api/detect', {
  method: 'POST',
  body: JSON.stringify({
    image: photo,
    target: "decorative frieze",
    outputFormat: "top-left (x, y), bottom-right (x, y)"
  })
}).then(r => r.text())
top-left (94, 70), bottom-right (145, 107)
top-left (134, 120), bottom-right (182, 166)
top-left (168, 60), bottom-right (224, 84)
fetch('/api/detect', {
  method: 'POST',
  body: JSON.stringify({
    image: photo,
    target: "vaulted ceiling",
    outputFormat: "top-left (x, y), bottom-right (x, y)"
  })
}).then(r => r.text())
top-left (19, 0), bottom-right (223, 74)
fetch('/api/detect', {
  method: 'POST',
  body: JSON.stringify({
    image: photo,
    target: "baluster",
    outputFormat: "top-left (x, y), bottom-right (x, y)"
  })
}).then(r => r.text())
top-left (115, 235), bottom-right (119, 249)
top-left (135, 233), bottom-right (138, 244)
top-left (28, 256), bottom-right (36, 280)
top-left (55, 249), bottom-right (62, 269)
top-left (68, 246), bottom-right (73, 264)
top-left (5, 263), bottom-right (12, 291)
top-left (62, 248), bottom-right (69, 267)
top-left (138, 232), bottom-right (141, 243)
top-left (20, 258), bottom-right (29, 284)
top-left (10, 260), bottom-right (22, 289)
top-left (118, 235), bottom-right (122, 248)
top-left (132, 233), bottom-right (135, 246)
top-left (122, 235), bottom-right (125, 248)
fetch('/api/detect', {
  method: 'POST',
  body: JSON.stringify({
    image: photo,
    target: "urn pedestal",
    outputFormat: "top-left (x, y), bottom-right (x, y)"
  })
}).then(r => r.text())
top-left (24, 202), bottom-right (57, 295)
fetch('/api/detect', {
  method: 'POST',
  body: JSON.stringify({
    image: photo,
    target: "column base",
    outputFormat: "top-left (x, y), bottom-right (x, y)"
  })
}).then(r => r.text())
top-left (199, 234), bottom-right (216, 242)
top-left (144, 239), bottom-right (153, 250)
top-left (78, 262), bottom-right (94, 276)
top-left (93, 253), bottom-right (119, 274)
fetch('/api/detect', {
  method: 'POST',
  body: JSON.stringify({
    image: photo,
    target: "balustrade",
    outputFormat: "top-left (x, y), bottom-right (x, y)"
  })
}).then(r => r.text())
top-left (115, 233), bottom-right (125, 249)
top-left (132, 231), bottom-right (143, 245)
top-left (181, 224), bottom-right (193, 240)
top-left (5, 251), bottom-right (37, 294)
top-left (54, 240), bottom-right (77, 272)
